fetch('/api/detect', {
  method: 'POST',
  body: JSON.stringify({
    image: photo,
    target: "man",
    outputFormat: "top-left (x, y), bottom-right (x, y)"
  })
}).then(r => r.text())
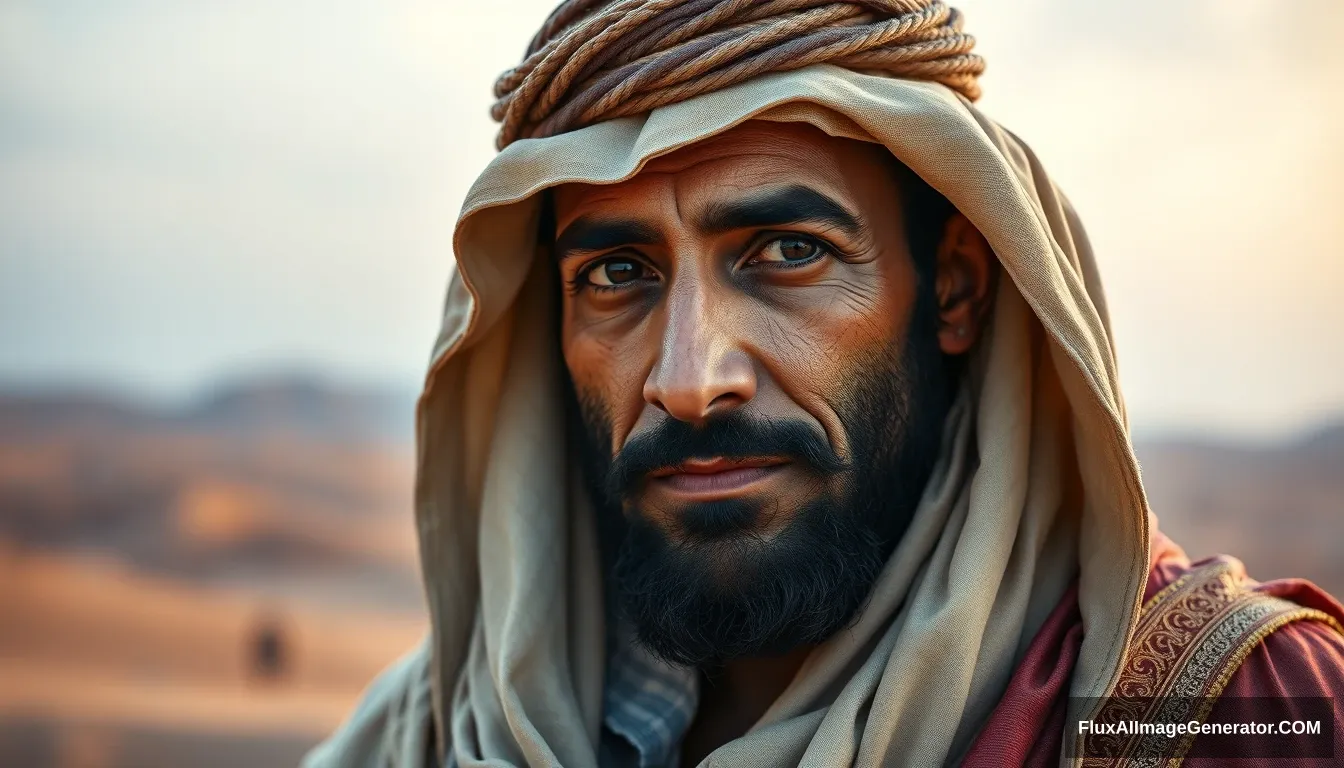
top-left (307, 2), bottom-right (1344, 766)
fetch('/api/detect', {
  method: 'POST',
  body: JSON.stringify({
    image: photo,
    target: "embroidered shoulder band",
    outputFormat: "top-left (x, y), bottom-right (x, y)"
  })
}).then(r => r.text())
top-left (1080, 556), bottom-right (1343, 767)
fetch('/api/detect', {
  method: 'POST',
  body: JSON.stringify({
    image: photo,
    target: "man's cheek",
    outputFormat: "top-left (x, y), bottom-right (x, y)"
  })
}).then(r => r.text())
top-left (566, 337), bottom-right (647, 432)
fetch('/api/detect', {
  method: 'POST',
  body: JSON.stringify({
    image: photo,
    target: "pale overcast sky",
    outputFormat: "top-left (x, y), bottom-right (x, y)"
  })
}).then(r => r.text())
top-left (1, 0), bottom-right (1341, 439)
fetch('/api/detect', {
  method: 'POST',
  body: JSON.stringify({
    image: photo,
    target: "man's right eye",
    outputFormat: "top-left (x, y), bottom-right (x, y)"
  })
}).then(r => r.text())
top-left (583, 257), bottom-right (653, 288)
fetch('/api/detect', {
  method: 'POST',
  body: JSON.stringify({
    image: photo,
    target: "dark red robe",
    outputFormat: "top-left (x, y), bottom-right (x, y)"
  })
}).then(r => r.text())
top-left (963, 531), bottom-right (1344, 766)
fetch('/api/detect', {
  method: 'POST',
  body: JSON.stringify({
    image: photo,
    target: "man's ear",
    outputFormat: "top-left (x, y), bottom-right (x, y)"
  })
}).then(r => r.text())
top-left (933, 212), bottom-right (995, 355)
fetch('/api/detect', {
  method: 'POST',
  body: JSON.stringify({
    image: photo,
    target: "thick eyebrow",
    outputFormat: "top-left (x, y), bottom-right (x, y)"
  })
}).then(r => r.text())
top-left (695, 185), bottom-right (864, 239)
top-left (553, 217), bottom-right (663, 260)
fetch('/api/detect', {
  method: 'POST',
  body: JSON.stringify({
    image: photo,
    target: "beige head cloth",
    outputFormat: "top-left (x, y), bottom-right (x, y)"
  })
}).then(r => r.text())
top-left (304, 66), bottom-right (1152, 768)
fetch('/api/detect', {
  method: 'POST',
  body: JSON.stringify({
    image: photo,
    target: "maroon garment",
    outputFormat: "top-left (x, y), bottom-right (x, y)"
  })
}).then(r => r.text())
top-left (962, 531), bottom-right (1344, 766)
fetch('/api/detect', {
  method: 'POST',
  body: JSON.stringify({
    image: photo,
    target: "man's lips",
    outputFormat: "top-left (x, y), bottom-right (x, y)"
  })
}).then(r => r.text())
top-left (648, 457), bottom-right (789, 497)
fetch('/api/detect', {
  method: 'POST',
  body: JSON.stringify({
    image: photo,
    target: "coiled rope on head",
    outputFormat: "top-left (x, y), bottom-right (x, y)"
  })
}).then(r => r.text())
top-left (491, 0), bottom-right (985, 150)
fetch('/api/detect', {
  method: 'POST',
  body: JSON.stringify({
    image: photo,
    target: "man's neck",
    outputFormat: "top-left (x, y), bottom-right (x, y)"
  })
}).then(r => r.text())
top-left (679, 645), bottom-right (813, 767)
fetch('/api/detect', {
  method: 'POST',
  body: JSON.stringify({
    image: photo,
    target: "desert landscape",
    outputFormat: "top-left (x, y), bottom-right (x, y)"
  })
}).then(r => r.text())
top-left (0, 377), bottom-right (1340, 767)
top-left (0, 379), bottom-right (426, 767)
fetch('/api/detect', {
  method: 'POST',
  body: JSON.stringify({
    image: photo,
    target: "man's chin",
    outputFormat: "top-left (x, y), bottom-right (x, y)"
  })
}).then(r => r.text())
top-left (636, 491), bottom-right (817, 547)
top-left (612, 506), bottom-right (887, 668)
top-left (652, 497), bottom-right (773, 547)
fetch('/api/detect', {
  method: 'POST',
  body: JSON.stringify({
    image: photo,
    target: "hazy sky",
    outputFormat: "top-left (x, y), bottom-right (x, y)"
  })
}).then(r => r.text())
top-left (1, 0), bottom-right (1341, 438)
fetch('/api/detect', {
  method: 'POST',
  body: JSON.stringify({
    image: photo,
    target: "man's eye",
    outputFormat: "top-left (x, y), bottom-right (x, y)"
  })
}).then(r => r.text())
top-left (584, 257), bottom-right (652, 288)
top-left (753, 236), bottom-right (826, 265)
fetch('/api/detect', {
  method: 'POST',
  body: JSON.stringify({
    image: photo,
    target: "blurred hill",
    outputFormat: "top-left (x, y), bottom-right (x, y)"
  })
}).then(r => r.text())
top-left (1136, 422), bottom-right (1344, 598)
top-left (0, 373), bottom-right (416, 443)
top-left (0, 376), bottom-right (421, 610)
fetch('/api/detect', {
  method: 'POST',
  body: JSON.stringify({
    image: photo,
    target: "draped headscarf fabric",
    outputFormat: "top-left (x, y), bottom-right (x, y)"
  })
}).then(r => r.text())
top-left (304, 65), bottom-right (1152, 768)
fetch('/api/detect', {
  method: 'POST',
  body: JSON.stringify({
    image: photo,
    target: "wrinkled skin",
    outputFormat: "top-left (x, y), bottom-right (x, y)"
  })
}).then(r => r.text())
top-left (555, 120), bottom-right (992, 545)
top-left (552, 120), bottom-right (995, 762)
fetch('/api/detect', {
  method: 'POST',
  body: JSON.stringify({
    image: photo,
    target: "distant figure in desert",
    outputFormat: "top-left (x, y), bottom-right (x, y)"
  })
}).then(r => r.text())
top-left (248, 613), bottom-right (287, 683)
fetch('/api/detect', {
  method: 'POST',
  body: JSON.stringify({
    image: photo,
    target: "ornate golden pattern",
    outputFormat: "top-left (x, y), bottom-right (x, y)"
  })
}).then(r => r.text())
top-left (1079, 557), bottom-right (1343, 767)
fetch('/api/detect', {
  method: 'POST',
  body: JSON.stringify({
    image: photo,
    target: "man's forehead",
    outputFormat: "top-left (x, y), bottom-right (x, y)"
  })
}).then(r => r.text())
top-left (552, 121), bottom-right (884, 219)
top-left (640, 121), bottom-right (857, 172)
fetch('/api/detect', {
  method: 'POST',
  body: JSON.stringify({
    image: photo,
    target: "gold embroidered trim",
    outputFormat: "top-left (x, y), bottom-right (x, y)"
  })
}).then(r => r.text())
top-left (1080, 557), bottom-right (1344, 767)
top-left (1165, 606), bottom-right (1340, 766)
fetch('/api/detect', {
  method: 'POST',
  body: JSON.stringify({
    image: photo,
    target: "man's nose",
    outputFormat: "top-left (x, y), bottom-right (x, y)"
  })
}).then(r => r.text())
top-left (643, 284), bottom-right (757, 424)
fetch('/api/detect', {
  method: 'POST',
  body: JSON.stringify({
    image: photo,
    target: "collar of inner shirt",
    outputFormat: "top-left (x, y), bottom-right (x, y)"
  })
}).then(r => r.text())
top-left (600, 619), bottom-right (701, 768)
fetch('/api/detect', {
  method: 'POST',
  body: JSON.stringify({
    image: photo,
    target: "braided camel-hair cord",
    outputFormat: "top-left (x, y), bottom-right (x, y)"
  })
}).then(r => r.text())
top-left (492, 0), bottom-right (984, 149)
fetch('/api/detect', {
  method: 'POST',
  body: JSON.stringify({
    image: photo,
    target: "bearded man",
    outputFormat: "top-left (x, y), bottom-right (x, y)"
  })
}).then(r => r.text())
top-left (306, 2), bottom-right (1344, 766)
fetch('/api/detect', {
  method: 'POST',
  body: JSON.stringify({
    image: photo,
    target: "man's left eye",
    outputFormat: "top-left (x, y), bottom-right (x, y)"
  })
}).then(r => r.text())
top-left (753, 236), bottom-right (826, 264)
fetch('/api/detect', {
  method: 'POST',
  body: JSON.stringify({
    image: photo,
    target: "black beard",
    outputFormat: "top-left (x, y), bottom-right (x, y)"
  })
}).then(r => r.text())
top-left (569, 297), bottom-right (951, 669)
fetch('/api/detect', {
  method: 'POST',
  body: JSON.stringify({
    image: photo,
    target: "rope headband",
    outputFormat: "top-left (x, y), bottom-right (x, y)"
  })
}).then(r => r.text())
top-left (491, 0), bottom-right (985, 150)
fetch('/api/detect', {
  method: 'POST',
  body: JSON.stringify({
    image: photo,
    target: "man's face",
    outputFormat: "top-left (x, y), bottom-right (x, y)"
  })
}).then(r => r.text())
top-left (553, 121), bottom-right (955, 666)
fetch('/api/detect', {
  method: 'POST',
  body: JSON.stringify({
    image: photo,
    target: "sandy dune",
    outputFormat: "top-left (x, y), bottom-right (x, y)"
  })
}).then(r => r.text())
top-left (0, 550), bottom-right (426, 766)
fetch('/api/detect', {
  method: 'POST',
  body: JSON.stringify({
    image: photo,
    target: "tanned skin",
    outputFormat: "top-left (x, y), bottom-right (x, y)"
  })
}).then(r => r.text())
top-left (553, 121), bottom-right (995, 765)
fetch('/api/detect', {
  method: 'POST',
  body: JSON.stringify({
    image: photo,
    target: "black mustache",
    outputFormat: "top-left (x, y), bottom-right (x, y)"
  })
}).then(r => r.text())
top-left (606, 413), bottom-right (848, 501)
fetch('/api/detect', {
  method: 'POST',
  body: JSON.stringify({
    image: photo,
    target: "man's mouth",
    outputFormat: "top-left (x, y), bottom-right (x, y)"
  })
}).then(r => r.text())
top-left (648, 457), bottom-right (789, 498)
